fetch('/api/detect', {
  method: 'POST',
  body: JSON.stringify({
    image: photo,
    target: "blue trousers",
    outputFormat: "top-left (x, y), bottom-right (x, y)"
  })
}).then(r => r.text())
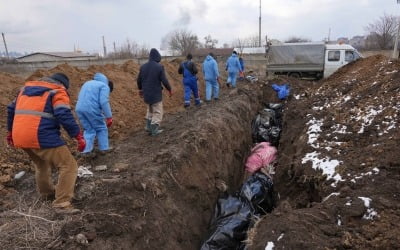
top-left (76, 111), bottom-right (109, 153)
top-left (184, 81), bottom-right (200, 106)
top-left (205, 80), bottom-right (219, 101)
top-left (227, 72), bottom-right (238, 87)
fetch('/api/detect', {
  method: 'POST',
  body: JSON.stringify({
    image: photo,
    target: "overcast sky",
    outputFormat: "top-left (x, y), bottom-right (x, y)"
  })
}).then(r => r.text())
top-left (1, 0), bottom-right (399, 55)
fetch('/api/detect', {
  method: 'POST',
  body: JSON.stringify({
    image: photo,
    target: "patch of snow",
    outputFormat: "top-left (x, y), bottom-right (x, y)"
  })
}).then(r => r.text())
top-left (265, 242), bottom-right (275, 250)
top-left (343, 95), bottom-right (352, 102)
top-left (306, 118), bottom-right (323, 146)
top-left (302, 152), bottom-right (342, 182)
top-left (358, 197), bottom-right (371, 207)
top-left (312, 106), bottom-right (324, 111)
top-left (385, 70), bottom-right (397, 74)
top-left (337, 215), bottom-right (342, 226)
top-left (294, 94), bottom-right (300, 100)
top-left (363, 208), bottom-right (378, 220)
top-left (332, 124), bottom-right (351, 134)
top-left (322, 192), bottom-right (340, 202)
top-left (372, 167), bottom-right (379, 173)
top-left (355, 106), bottom-right (384, 134)
top-left (277, 234), bottom-right (284, 241)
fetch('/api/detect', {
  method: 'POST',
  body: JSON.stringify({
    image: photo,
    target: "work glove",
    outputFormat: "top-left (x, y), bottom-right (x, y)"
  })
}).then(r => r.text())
top-left (139, 90), bottom-right (143, 98)
top-left (168, 89), bottom-right (173, 97)
top-left (106, 117), bottom-right (113, 128)
top-left (75, 132), bottom-right (86, 152)
top-left (6, 131), bottom-right (14, 147)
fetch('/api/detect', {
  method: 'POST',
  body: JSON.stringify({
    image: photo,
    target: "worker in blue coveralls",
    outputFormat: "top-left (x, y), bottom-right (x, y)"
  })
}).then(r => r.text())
top-left (225, 50), bottom-right (242, 88)
top-left (238, 56), bottom-right (245, 80)
top-left (178, 53), bottom-right (201, 108)
top-left (75, 72), bottom-right (113, 156)
top-left (202, 52), bottom-right (220, 102)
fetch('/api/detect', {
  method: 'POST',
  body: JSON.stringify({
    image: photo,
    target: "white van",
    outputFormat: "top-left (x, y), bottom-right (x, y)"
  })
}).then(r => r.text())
top-left (266, 42), bottom-right (362, 79)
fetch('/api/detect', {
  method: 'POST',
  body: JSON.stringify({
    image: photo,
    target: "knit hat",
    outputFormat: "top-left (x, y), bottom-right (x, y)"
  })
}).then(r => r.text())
top-left (186, 53), bottom-right (193, 60)
top-left (50, 73), bottom-right (70, 89)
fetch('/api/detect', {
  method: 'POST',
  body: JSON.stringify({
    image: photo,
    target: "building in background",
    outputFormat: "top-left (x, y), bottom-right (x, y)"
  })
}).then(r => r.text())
top-left (349, 36), bottom-right (366, 50)
top-left (17, 52), bottom-right (98, 63)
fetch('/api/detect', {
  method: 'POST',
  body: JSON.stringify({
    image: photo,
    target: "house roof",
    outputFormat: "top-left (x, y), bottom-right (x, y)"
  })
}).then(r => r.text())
top-left (17, 52), bottom-right (97, 59)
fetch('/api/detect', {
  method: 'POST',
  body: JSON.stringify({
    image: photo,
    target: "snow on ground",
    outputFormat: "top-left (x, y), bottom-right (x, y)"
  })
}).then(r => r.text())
top-left (358, 197), bottom-right (379, 220)
top-left (265, 242), bottom-right (275, 250)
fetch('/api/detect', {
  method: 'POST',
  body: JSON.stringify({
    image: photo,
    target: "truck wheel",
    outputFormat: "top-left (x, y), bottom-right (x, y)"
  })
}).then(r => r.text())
top-left (288, 72), bottom-right (301, 78)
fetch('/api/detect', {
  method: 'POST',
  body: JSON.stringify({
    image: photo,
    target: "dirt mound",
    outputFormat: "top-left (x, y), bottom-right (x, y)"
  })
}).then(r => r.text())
top-left (0, 83), bottom-right (264, 249)
top-left (249, 55), bottom-right (400, 249)
top-left (0, 59), bottom-right (207, 188)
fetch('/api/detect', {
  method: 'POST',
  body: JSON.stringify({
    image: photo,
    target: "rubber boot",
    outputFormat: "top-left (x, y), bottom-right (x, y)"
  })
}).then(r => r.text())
top-left (145, 119), bottom-right (151, 133)
top-left (150, 124), bottom-right (163, 136)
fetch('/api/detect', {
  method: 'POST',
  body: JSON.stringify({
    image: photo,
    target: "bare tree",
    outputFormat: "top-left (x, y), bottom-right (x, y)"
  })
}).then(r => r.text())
top-left (365, 13), bottom-right (398, 49)
top-left (163, 29), bottom-right (200, 56)
top-left (107, 39), bottom-right (149, 59)
top-left (231, 38), bottom-right (246, 54)
top-left (231, 34), bottom-right (262, 51)
top-left (285, 36), bottom-right (311, 43)
top-left (204, 35), bottom-right (218, 48)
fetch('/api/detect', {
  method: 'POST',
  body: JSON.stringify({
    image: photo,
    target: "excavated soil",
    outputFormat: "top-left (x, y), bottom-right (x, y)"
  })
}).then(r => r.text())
top-left (249, 55), bottom-right (400, 249)
top-left (0, 55), bottom-right (399, 249)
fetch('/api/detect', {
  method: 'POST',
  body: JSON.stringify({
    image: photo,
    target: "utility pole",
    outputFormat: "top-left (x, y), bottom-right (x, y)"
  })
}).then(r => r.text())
top-left (2, 33), bottom-right (10, 59)
top-left (392, 0), bottom-right (400, 59)
top-left (113, 42), bottom-right (116, 53)
top-left (259, 0), bottom-right (262, 47)
top-left (102, 36), bottom-right (107, 57)
top-left (328, 28), bottom-right (331, 43)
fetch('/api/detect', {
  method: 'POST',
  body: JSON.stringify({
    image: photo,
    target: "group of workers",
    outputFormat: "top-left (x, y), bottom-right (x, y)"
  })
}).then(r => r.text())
top-left (178, 50), bottom-right (245, 107)
top-left (5, 48), bottom-right (245, 213)
top-left (6, 71), bottom-right (114, 213)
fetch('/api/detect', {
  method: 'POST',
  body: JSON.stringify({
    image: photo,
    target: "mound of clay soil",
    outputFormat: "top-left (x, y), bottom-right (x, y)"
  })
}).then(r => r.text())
top-left (249, 55), bottom-right (400, 249)
top-left (0, 59), bottom-right (212, 189)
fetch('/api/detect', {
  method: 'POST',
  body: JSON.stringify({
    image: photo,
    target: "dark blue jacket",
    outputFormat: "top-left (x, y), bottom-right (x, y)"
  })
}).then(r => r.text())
top-left (137, 49), bottom-right (172, 105)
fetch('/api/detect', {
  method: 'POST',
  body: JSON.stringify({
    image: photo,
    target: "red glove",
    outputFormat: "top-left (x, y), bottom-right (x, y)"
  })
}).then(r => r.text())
top-left (75, 132), bottom-right (86, 152)
top-left (168, 89), bottom-right (173, 97)
top-left (6, 131), bottom-right (14, 147)
top-left (139, 90), bottom-right (144, 98)
top-left (106, 117), bottom-right (113, 128)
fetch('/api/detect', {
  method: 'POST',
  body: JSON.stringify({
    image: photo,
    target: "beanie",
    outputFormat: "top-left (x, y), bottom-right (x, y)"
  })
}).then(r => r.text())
top-left (50, 73), bottom-right (70, 89)
top-left (186, 53), bottom-right (193, 60)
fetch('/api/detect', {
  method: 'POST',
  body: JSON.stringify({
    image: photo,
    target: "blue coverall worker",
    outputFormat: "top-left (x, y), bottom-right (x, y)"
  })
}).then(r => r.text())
top-left (225, 51), bottom-right (242, 88)
top-left (202, 53), bottom-right (220, 101)
top-left (178, 53), bottom-right (201, 107)
top-left (75, 72), bottom-right (113, 154)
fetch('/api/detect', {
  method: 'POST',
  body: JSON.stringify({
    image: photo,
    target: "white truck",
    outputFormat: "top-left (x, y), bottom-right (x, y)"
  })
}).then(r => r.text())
top-left (266, 42), bottom-right (362, 79)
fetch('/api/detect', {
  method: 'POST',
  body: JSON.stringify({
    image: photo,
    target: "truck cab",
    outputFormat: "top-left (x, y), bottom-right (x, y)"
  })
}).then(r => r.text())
top-left (324, 44), bottom-right (361, 78)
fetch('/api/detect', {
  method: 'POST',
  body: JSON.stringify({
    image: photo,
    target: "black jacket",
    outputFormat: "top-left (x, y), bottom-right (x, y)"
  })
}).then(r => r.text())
top-left (137, 49), bottom-right (172, 105)
top-left (178, 60), bottom-right (198, 76)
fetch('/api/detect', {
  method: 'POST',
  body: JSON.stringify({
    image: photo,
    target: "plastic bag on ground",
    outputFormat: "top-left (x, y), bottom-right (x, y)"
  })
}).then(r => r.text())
top-left (271, 83), bottom-right (290, 100)
top-left (201, 172), bottom-right (275, 250)
top-left (251, 103), bottom-right (283, 146)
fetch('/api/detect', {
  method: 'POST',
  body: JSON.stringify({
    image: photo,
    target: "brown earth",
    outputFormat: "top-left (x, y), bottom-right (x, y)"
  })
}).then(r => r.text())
top-left (0, 58), bottom-right (210, 189)
top-left (249, 55), bottom-right (400, 249)
top-left (0, 55), bottom-right (399, 249)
